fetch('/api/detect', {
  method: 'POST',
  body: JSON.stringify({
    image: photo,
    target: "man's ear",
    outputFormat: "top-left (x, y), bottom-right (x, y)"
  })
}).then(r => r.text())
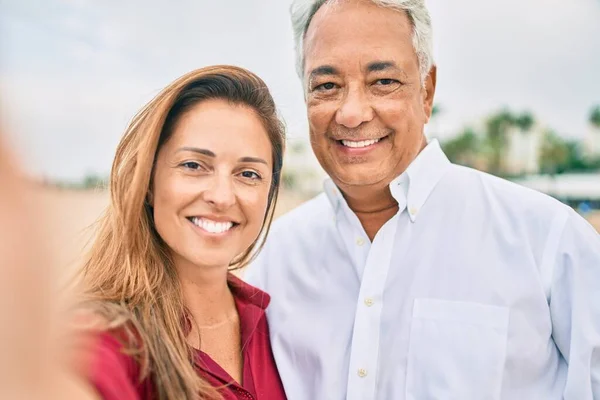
top-left (423, 65), bottom-right (437, 123)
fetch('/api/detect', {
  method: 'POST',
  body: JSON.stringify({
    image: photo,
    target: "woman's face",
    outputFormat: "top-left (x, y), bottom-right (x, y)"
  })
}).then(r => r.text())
top-left (151, 99), bottom-right (273, 272)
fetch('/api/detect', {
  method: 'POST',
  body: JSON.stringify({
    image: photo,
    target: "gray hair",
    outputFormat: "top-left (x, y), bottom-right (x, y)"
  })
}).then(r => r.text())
top-left (290, 0), bottom-right (434, 85)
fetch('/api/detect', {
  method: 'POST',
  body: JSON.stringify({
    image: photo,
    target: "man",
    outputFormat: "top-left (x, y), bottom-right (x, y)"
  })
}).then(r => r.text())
top-left (245, 0), bottom-right (600, 399)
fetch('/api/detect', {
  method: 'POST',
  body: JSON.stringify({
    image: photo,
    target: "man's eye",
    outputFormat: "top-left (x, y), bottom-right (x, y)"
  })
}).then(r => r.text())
top-left (375, 79), bottom-right (397, 85)
top-left (315, 82), bottom-right (337, 91)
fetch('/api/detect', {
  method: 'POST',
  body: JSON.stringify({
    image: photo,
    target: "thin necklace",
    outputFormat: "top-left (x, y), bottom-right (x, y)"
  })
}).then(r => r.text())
top-left (196, 310), bottom-right (239, 330)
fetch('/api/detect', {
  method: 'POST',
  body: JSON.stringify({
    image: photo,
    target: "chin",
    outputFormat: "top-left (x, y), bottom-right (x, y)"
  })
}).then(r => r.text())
top-left (182, 252), bottom-right (235, 270)
top-left (332, 166), bottom-right (389, 188)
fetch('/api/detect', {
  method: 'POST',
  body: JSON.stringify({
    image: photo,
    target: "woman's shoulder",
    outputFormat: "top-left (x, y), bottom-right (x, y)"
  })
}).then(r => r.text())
top-left (87, 329), bottom-right (153, 400)
top-left (70, 304), bottom-right (142, 351)
top-left (70, 307), bottom-right (153, 399)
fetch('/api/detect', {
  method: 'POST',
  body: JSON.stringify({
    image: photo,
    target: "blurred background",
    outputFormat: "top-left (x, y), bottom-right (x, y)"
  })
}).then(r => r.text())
top-left (1, 0), bottom-right (599, 273)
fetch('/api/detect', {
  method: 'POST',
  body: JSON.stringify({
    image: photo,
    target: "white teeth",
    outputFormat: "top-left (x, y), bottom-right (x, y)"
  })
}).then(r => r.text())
top-left (341, 138), bottom-right (380, 148)
top-left (191, 217), bottom-right (233, 234)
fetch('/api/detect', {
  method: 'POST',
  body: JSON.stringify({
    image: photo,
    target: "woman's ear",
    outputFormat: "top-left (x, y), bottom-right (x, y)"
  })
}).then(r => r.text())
top-left (146, 190), bottom-right (154, 207)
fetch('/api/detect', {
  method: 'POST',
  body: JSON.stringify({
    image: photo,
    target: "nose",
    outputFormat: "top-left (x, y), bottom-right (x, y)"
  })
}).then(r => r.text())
top-left (202, 174), bottom-right (236, 210)
top-left (335, 85), bottom-right (374, 129)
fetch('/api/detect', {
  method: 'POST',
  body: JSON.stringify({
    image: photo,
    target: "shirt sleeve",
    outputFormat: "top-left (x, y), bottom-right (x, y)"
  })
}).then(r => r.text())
top-left (88, 332), bottom-right (142, 400)
top-left (548, 210), bottom-right (600, 399)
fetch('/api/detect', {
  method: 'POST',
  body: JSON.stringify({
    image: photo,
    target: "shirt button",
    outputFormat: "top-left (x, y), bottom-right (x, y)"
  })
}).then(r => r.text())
top-left (356, 237), bottom-right (365, 246)
top-left (409, 207), bottom-right (418, 216)
top-left (358, 368), bottom-right (368, 378)
top-left (364, 297), bottom-right (374, 307)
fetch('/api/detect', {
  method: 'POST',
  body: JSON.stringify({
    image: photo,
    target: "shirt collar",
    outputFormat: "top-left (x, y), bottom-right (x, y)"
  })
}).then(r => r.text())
top-left (227, 272), bottom-right (270, 310)
top-left (228, 273), bottom-right (269, 350)
top-left (324, 139), bottom-right (451, 222)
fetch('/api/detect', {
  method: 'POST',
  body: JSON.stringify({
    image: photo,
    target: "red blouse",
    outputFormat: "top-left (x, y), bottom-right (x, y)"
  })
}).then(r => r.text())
top-left (88, 275), bottom-right (287, 400)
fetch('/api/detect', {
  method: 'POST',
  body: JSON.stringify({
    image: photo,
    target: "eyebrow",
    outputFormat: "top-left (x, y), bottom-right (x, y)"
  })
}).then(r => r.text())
top-left (176, 147), bottom-right (268, 165)
top-left (366, 61), bottom-right (403, 73)
top-left (239, 156), bottom-right (268, 165)
top-left (308, 62), bottom-right (404, 81)
top-left (308, 65), bottom-right (339, 81)
top-left (176, 147), bottom-right (215, 157)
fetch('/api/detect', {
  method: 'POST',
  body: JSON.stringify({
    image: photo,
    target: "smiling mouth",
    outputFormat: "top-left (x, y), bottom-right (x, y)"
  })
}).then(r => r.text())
top-left (187, 217), bottom-right (238, 234)
top-left (337, 134), bottom-right (389, 149)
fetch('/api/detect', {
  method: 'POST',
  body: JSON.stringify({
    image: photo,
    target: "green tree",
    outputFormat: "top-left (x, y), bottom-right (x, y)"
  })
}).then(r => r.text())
top-left (563, 141), bottom-right (589, 171)
top-left (442, 127), bottom-right (480, 167)
top-left (538, 136), bottom-right (600, 174)
top-left (513, 111), bottom-right (535, 132)
top-left (539, 131), bottom-right (569, 175)
top-left (484, 109), bottom-right (515, 175)
top-left (589, 105), bottom-right (600, 128)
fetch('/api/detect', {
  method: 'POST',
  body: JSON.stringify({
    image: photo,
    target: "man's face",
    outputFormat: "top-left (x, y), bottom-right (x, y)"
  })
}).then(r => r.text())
top-left (303, 0), bottom-right (436, 191)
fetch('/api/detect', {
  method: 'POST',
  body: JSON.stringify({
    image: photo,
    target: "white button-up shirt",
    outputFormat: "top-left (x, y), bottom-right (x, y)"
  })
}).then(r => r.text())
top-left (245, 140), bottom-right (600, 400)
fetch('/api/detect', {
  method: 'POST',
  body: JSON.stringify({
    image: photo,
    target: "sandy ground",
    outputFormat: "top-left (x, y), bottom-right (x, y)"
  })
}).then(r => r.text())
top-left (35, 186), bottom-right (109, 277)
top-left (34, 186), bottom-right (310, 275)
top-left (588, 212), bottom-right (600, 232)
top-left (34, 186), bottom-right (600, 275)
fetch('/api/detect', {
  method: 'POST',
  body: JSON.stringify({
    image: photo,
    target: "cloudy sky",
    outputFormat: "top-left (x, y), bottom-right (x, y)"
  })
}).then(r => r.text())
top-left (1, 0), bottom-right (599, 181)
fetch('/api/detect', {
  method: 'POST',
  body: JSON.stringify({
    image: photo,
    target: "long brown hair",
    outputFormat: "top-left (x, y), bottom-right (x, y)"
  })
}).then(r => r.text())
top-left (78, 65), bottom-right (285, 399)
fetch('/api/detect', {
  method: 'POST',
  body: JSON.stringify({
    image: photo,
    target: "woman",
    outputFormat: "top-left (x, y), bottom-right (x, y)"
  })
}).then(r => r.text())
top-left (76, 65), bottom-right (287, 399)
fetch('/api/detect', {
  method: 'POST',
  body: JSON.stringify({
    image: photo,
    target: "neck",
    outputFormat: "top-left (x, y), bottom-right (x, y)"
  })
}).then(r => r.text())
top-left (176, 259), bottom-right (236, 328)
top-left (337, 136), bottom-right (428, 240)
top-left (341, 182), bottom-right (396, 213)
top-left (340, 182), bottom-right (399, 241)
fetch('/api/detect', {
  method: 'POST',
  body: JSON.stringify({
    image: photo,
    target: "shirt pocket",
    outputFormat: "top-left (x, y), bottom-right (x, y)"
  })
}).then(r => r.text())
top-left (405, 299), bottom-right (509, 400)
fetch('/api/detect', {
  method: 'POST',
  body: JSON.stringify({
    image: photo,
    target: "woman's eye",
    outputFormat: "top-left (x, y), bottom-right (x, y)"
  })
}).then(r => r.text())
top-left (240, 170), bottom-right (261, 180)
top-left (181, 161), bottom-right (201, 170)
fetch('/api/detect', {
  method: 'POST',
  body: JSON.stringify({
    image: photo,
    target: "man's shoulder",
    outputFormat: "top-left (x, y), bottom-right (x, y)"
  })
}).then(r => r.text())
top-left (245, 192), bottom-right (334, 287)
top-left (446, 164), bottom-right (570, 216)
top-left (253, 192), bottom-right (334, 263)
top-left (270, 192), bottom-right (333, 235)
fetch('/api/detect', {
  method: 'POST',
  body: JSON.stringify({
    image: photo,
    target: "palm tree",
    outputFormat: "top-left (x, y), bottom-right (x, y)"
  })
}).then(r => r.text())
top-left (442, 127), bottom-right (480, 167)
top-left (564, 141), bottom-right (589, 171)
top-left (590, 105), bottom-right (600, 128)
top-left (484, 109), bottom-right (515, 175)
top-left (583, 105), bottom-right (600, 165)
top-left (539, 130), bottom-right (569, 175)
top-left (513, 111), bottom-right (535, 132)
